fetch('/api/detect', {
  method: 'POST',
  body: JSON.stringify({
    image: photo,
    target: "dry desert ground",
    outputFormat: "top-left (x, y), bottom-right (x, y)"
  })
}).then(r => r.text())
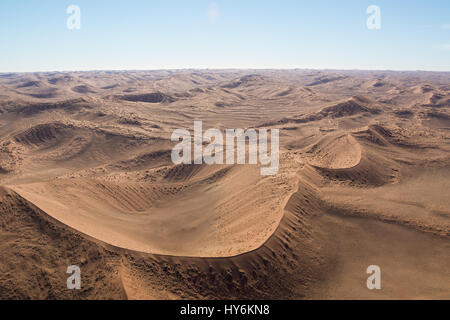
top-left (0, 69), bottom-right (448, 299)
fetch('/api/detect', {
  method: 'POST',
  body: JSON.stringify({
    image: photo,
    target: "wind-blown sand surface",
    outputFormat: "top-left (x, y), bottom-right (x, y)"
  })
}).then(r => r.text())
top-left (0, 70), bottom-right (448, 299)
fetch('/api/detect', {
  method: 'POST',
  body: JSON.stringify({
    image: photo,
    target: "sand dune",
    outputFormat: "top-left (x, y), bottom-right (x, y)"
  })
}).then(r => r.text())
top-left (0, 70), bottom-right (449, 299)
top-left (305, 133), bottom-right (362, 169)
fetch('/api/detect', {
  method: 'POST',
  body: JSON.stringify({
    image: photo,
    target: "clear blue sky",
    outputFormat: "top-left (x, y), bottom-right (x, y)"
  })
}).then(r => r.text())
top-left (0, 0), bottom-right (449, 72)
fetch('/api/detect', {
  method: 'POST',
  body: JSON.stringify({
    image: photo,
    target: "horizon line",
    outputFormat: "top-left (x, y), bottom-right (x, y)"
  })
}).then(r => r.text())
top-left (1, 67), bottom-right (450, 74)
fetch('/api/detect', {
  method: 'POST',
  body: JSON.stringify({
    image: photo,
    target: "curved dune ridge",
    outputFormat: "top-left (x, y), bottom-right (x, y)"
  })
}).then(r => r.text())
top-left (0, 178), bottom-right (327, 299)
top-left (0, 70), bottom-right (449, 299)
top-left (305, 133), bottom-right (362, 169)
top-left (10, 122), bottom-right (147, 167)
top-left (14, 122), bottom-right (81, 148)
top-left (11, 162), bottom-right (294, 257)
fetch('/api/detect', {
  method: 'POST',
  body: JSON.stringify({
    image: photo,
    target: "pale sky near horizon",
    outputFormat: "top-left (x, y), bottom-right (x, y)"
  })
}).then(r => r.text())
top-left (0, 0), bottom-right (449, 72)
